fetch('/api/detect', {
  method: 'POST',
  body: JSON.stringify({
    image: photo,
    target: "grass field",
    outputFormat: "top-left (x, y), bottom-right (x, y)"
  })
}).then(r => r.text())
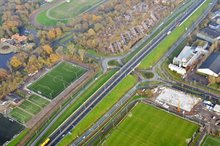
top-left (9, 108), bottom-right (32, 123)
top-left (28, 62), bottom-right (87, 99)
top-left (36, 0), bottom-right (104, 26)
top-left (28, 94), bottom-right (50, 108)
top-left (104, 103), bottom-right (199, 146)
top-left (138, 0), bottom-right (212, 69)
top-left (58, 74), bottom-right (138, 145)
top-left (36, 11), bottom-right (67, 26)
top-left (202, 135), bottom-right (220, 146)
top-left (19, 100), bottom-right (41, 115)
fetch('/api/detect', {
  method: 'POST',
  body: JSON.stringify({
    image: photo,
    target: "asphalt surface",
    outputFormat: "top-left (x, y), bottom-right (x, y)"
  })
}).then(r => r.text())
top-left (40, 0), bottom-right (211, 145)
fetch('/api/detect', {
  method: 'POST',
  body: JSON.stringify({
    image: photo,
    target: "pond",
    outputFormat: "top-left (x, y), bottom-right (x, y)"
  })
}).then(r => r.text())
top-left (0, 114), bottom-right (24, 145)
top-left (0, 53), bottom-right (14, 69)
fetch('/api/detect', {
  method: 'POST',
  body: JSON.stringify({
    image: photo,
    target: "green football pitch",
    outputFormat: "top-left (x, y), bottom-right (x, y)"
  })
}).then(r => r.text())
top-left (9, 108), bottom-right (32, 123)
top-left (28, 62), bottom-right (87, 99)
top-left (104, 103), bottom-right (199, 146)
top-left (36, 0), bottom-right (104, 26)
top-left (19, 100), bottom-right (41, 115)
top-left (28, 94), bottom-right (50, 108)
top-left (202, 135), bottom-right (220, 146)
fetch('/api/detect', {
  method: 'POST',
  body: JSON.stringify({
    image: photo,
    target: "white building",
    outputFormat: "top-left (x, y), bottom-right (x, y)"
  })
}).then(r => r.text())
top-left (168, 64), bottom-right (186, 75)
top-left (213, 104), bottom-right (220, 114)
top-left (173, 46), bottom-right (208, 68)
top-left (169, 44), bottom-right (208, 76)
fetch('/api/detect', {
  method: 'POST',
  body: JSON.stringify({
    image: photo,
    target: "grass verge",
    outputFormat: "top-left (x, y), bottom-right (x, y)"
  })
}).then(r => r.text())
top-left (7, 129), bottom-right (30, 146)
top-left (58, 74), bottom-right (138, 145)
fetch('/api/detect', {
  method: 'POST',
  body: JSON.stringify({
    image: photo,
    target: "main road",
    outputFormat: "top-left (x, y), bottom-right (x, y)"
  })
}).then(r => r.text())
top-left (33, 0), bottom-right (210, 145)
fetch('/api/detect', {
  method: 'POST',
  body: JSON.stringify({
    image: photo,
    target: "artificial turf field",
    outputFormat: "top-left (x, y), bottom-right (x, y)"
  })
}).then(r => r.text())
top-left (9, 94), bottom-right (50, 123)
top-left (19, 100), bottom-right (41, 115)
top-left (36, 0), bottom-right (104, 26)
top-left (202, 135), bottom-right (220, 146)
top-left (28, 94), bottom-right (50, 108)
top-left (28, 62), bottom-right (87, 99)
top-left (104, 103), bottom-right (199, 146)
top-left (9, 108), bottom-right (32, 123)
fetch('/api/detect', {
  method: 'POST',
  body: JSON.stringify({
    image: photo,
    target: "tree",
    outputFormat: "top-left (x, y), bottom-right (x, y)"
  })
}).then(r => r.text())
top-left (88, 28), bottom-right (96, 37)
top-left (55, 27), bottom-right (62, 37)
top-left (78, 49), bottom-right (85, 61)
top-left (0, 68), bottom-right (8, 81)
top-left (49, 54), bottom-right (61, 63)
top-left (42, 44), bottom-right (53, 55)
top-left (94, 23), bottom-right (104, 32)
top-left (48, 29), bottom-right (56, 39)
top-left (67, 44), bottom-right (77, 56)
top-left (10, 56), bottom-right (22, 68)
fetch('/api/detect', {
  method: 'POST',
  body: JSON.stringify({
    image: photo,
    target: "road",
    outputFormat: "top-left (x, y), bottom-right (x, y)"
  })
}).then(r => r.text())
top-left (39, 0), bottom-right (211, 145)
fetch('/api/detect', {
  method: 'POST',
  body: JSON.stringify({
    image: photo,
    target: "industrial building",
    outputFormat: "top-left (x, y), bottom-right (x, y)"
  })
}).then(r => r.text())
top-left (197, 27), bottom-right (220, 43)
top-left (198, 52), bottom-right (220, 77)
top-left (168, 43), bottom-right (208, 75)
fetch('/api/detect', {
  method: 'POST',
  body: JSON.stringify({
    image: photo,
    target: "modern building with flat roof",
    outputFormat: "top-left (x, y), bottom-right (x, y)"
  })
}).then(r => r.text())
top-left (198, 52), bottom-right (220, 77)
top-left (173, 46), bottom-right (208, 68)
top-left (197, 27), bottom-right (220, 43)
top-left (168, 45), bottom-right (208, 76)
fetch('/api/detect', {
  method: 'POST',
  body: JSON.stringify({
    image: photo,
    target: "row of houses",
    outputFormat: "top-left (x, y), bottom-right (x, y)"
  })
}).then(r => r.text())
top-left (108, 17), bottom-right (157, 53)
top-left (169, 9), bottom-right (220, 77)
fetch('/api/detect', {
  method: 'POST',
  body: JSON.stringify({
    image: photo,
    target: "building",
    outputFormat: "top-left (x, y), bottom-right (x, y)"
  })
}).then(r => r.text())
top-left (168, 64), bottom-right (186, 75)
top-left (169, 44), bottom-right (208, 75)
top-left (173, 46), bottom-right (208, 68)
top-left (198, 52), bottom-right (220, 77)
top-left (197, 27), bottom-right (220, 43)
top-left (213, 104), bottom-right (220, 115)
top-left (211, 9), bottom-right (220, 19)
top-left (209, 21), bottom-right (220, 30)
top-left (11, 33), bottom-right (27, 43)
top-left (216, 17), bottom-right (220, 24)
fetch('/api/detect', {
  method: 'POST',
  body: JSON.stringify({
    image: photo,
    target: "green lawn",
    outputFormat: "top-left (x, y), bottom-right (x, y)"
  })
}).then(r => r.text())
top-left (35, 70), bottom-right (117, 145)
top-left (28, 94), bottom-right (50, 108)
top-left (9, 108), bottom-right (32, 123)
top-left (202, 135), bottom-right (220, 146)
top-left (58, 74), bottom-right (138, 145)
top-left (36, 0), bottom-right (104, 26)
top-left (7, 129), bottom-right (30, 146)
top-left (36, 10), bottom-right (66, 26)
top-left (28, 62), bottom-right (87, 99)
top-left (19, 100), bottom-right (41, 115)
top-left (138, 0), bottom-right (212, 69)
top-left (104, 103), bottom-right (199, 146)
